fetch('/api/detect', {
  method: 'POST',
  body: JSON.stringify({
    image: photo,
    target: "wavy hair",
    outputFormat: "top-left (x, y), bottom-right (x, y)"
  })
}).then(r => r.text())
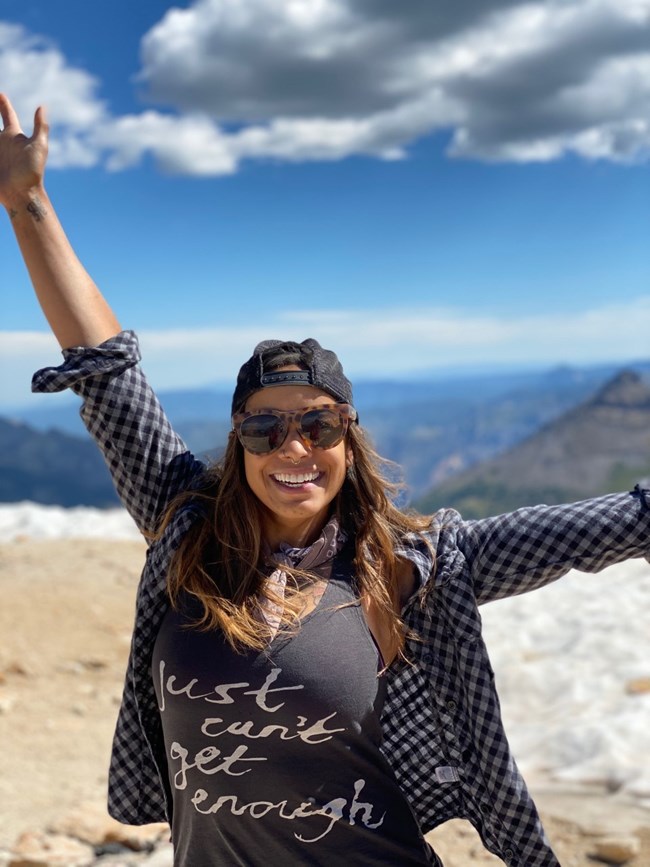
top-left (158, 420), bottom-right (433, 664)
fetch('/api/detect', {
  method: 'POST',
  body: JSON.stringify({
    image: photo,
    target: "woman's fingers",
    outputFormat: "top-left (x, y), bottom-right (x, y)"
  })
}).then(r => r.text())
top-left (32, 105), bottom-right (49, 143)
top-left (0, 96), bottom-right (49, 201)
top-left (0, 93), bottom-right (22, 133)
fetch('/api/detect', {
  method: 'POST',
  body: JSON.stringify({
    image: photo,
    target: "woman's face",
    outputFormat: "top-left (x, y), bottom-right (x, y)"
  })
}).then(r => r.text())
top-left (243, 379), bottom-right (352, 550)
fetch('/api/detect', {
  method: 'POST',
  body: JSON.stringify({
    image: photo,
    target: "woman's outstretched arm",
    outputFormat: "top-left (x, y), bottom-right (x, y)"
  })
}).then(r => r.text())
top-left (0, 93), bottom-right (121, 348)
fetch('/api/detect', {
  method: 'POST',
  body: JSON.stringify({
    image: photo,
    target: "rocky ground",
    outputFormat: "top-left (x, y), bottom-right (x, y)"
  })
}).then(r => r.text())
top-left (1, 538), bottom-right (649, 866)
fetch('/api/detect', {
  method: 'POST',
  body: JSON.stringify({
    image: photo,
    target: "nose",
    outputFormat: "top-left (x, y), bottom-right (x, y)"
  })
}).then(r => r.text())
top-left (281, 423), bottom-right (311, 459)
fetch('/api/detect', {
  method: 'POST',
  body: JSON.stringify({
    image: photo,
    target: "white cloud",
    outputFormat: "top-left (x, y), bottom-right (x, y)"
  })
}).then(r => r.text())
top-left (2, 298), bottom-right (647, 407)
top-left (94, 112), bottom-right (239, 175)
top-left (103, 295), bottom-right (650, 383)
top-left (0, 330), bottom-right (59, 358)
top-left (0, 22), bottom-right (106, 168)
top-left (0, 331), bottom-right (63, 409)
top-left (1, 1), bottom-right (650, 173)
top-left (136, 0), bottom-right (650, 167)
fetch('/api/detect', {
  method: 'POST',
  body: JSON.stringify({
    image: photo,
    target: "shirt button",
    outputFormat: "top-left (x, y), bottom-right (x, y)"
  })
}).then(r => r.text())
top-left (504, 848), bottom-right (515, 860)
top-left (422, 652), bottom-right (434, 664)
top-left (446, 699), bottom-right (457, 711)
top-left (480, 802), bottom-right (491, 815)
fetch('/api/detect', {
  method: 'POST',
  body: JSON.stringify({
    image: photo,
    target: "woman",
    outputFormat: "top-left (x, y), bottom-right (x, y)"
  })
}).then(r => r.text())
top-left (2, 94), bottom-right (649, 867)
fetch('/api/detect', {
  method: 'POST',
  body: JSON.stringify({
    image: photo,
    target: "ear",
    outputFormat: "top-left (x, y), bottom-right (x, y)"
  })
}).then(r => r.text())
top-left (345, 446), bottom-right (354, 468)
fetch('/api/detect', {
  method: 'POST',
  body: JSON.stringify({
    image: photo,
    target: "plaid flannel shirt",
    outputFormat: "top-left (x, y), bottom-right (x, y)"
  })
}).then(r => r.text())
top-left (33, 331), bottom-right (650, 867)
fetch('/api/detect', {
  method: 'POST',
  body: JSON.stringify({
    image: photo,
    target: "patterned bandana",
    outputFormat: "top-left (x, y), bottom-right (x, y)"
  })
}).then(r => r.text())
top-left (257, 515), bottom-right (347, 636)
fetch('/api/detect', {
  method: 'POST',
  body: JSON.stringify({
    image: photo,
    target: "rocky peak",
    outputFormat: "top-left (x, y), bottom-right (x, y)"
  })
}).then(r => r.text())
top-left (589, 370), bottom-right (650, 409)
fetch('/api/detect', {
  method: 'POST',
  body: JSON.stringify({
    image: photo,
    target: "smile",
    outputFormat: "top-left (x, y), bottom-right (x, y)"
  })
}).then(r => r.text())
top-left (271, 471), bottom-right (321, 486)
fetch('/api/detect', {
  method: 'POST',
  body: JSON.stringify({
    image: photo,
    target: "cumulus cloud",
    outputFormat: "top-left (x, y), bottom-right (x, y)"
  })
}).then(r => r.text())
top-left (137, 0), bottom-right (650, 166)
top-left (1, 1), bottom-right (650, 173)
top-left (0, 22), bottom-right (105, 168)
top-left (3, 297), bottom-right (648, 406)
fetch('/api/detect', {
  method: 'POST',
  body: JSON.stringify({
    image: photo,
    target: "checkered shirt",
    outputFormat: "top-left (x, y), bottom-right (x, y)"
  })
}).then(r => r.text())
top-left (32, 331), bottom-right (650, 867)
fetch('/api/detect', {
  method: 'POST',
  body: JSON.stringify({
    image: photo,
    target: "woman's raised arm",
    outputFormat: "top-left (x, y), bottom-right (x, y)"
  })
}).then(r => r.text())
top-left (0, 93), bottom-right (121, 349)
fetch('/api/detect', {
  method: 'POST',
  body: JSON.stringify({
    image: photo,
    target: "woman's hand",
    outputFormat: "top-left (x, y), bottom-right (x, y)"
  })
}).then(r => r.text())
top-left (0, 93), bottom-right (49, 210)
top-left (2, 92), bottom-right (121, 348)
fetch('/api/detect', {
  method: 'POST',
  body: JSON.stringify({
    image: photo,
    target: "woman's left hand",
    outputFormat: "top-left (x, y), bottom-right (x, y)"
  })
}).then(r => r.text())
top-left (0, 93), bottom-right (49, 210)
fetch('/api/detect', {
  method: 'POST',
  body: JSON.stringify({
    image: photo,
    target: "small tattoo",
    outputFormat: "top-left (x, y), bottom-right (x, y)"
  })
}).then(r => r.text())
top-left (8, 208), bottom-right (18, 221)
top-left (26, 198), bottom-right (47, 222)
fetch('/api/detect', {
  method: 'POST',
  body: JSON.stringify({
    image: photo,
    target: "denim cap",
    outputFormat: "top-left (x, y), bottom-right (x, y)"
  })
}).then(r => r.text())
top-left (231, 339), bottom-right (354, 415)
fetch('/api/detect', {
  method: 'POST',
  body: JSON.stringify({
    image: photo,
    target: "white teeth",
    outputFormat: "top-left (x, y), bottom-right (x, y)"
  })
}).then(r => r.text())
top-left (272, 472), bottom-right (320, 484)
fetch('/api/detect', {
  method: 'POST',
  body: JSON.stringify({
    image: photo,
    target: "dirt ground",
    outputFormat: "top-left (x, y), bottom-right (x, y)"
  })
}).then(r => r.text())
top-left (1, 538), bottom-right (648, 865)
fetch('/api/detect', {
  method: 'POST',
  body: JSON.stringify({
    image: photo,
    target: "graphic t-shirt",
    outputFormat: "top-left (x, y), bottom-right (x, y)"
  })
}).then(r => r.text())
top-left (152, 568), bottom-right (433, 866)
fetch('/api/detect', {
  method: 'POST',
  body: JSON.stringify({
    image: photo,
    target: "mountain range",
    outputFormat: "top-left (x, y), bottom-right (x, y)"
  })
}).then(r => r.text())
top-left (2, 359), bottom-right (649, 513)
top-left (415, 370), bottom-right (650, 518)
top-left (0, 417), bottom-right (118, 507)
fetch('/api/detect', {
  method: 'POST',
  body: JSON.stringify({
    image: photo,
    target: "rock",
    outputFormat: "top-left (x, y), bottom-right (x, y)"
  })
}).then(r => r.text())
top-left (625, 677), bottom-right (650, 695)
top-left (0, 694), bottom-right (16, 714)
top-left (48, 802), bottom-right (122, 845)
top-left (591, 835), bottom-right (641, 864)
top-left (9, 831), bottom-right (94, 867)
top-left (79, 658), bottom-right (108, 671)
top-left (93, 842), bottom-right (130, 856)
top-left (104, 823), bottom-right (169, 852)
top-left (0, 661), bottom-right (30, 682)
top-left (140, 845), bottom-right (174, 866)
top-left (57, 661), bottom-right (85, 675)
top-left (5, 661), bottom-right (30, 677)
top-left (49, 802), bottom-right (167, 852)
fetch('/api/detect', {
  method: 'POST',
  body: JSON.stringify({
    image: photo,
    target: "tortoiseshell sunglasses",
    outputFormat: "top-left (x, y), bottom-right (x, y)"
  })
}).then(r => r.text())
top-left (232, 404), bottom-right (357, 455)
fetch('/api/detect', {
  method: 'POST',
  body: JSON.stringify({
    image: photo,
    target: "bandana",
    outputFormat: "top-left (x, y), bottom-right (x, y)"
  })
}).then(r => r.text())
top-left (257, 516), bottom-right (347, 637)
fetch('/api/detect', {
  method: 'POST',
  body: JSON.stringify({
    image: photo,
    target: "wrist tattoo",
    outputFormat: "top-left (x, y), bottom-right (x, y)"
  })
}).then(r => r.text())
top-left (26, 198), bottom-right (47, 222)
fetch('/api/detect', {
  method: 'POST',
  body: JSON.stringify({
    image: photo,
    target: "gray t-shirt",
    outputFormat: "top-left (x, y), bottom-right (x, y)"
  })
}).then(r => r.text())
top-left (152, 560), bottom-right (434, 866)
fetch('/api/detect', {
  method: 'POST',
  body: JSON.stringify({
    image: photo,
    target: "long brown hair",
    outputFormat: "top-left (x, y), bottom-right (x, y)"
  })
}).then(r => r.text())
top-left (158, 422), bottom-right (432, 664)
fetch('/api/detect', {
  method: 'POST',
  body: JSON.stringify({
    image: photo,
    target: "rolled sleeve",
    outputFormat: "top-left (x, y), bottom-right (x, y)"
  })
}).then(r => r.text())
top-left (32, 330), bottom-right (141, 394)
top-left (31, 330), bottom-right (205, 536)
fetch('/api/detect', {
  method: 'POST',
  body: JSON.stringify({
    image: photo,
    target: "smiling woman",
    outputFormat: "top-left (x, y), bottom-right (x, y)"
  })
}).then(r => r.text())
top-left (240, 382), bottom-right (353, 550)
top-left (2, 92), bottom-right (649, 867)
top-left (160, 342), bottom-right (424, 666)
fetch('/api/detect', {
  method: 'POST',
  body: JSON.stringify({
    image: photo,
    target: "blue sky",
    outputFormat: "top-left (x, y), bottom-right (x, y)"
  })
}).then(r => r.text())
top-left (1, 0), bottom-right (649, 409)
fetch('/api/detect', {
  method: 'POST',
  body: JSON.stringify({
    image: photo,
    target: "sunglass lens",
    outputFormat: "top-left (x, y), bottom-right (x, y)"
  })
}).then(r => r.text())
top-left (300, 408), bottom-right (345, 448)
top-left (239, 414), bottom-right (286, 454)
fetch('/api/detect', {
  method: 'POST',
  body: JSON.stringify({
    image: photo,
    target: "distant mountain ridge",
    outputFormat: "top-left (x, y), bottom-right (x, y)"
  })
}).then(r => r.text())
top-left (12, 360), bottom-right (650, 437)
top-left (416, 370), bottom-right (650, 518)
top-left (3, 360), bottom-right (649, 508)
top-left (0, 418), bottom-right (118, 507)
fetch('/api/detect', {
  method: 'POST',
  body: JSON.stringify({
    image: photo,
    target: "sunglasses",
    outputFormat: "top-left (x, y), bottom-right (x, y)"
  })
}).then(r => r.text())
top-left (232, 403), bottom-right (357, 455)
